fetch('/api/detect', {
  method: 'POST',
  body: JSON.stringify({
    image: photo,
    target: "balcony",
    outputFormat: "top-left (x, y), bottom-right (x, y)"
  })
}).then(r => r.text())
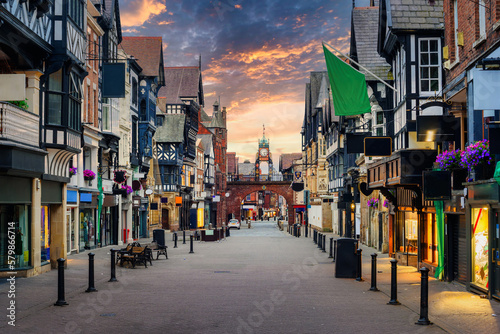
top-left (0, 102), bottom-right (39, 148)
top-left (367, 149), bottom-right (437, 189)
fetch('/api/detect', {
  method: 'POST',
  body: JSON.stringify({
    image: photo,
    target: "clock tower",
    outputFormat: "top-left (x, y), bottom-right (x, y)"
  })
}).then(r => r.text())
top-left (255, 125), bottom-right (273, 181)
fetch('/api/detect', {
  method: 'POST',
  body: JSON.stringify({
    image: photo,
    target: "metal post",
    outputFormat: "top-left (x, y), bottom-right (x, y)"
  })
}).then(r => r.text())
top-left (388, 259), bottom-right (401, 305)
top-left (174, 232), bottom-right (178, 248)
top-left (416, 267), bottom-right (432, 325)
top-left (183, 230), bottom-right (186, 244)
top-left (109, 249), bottom-right (118, 282)
top-left (86, 252), bottom-right (97, 292)
top-left (356, 249), bottom-right (363, 281)
top-left (189, 234), bottom-right (194, 254)
top-left (322, 235), bottom-right (327, 252)
top-left (314, 230), bottom-right (317, 244)
top-left (333, 239), bottom-right (337, 262)
top-left (54, 258), bottom-right (68, 306)
top-left (369, 253), bottom-right (378, 291)
top-left (329, 237), bottom-right (333, 258)
top-left (305, 222), bottom-right (308, 238)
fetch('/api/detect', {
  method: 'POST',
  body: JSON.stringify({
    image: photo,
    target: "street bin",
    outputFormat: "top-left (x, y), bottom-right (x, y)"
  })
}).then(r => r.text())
top-left (153, 229), bottom-right (166, 247)
top-left (334, 238), bottom-right (359, 278)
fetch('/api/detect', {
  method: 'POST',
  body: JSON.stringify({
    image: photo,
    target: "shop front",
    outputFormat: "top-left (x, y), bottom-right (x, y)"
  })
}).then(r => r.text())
top-left (103, 194), bottom-right (119, 245)
top-left (466, 181), bottom-right (500, 299)
top-left (66, 189), bottom-right (79, 254)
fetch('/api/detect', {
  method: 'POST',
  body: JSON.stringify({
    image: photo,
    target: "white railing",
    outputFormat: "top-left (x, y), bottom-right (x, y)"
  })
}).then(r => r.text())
top-left (0, 102), bottom-right (39, 147)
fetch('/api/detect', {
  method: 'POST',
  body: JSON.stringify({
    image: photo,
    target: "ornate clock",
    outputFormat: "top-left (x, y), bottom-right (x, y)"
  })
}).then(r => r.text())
top-left (260, 148), bottom-right (268, 157)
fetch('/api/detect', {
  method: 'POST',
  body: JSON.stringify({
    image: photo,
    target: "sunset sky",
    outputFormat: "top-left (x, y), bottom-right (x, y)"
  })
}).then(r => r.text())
top-left (120, 0), bottom-right (371, 162)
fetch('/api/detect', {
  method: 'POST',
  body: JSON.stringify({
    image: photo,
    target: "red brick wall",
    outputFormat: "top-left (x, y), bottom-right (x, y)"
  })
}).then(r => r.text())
top-left (444, 0), bottom-right (500, 83)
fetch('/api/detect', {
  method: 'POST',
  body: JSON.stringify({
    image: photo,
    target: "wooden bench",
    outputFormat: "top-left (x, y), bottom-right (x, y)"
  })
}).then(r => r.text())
top-left (147, 241), bottom-right (168, 260)
top-left (119, 246), bottom-right (150, 268)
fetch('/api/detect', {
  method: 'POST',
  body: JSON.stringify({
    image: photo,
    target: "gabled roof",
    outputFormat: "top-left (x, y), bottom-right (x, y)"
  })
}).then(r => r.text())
top-left (309, 72), bottom-right (325, 116)
top-left (155, 114), bottom-right (185, 143)
top-left (120, 37), bottom-right (164, 78)
top-left (208, 109), bottom-right (225, 128)
top-left (351, 5), bottom-right (391, 81)
top-left (197, 134), bottom-right (213, 154)
top-left (200, 108), bottom-right (211, 122)
top-left (158, 66), bottom-right (202, 105)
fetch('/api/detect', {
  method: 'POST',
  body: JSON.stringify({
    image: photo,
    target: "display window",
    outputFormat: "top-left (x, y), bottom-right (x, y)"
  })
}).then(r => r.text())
top-left (0, 205), bottom-right (31, 269)
top-left (41, 205), bottom-right (50, 263)
top-left (80, 209), bottom-right (95, 250)
top-left (471, 207), bottom-right (488, 288)
top-left (395, 211), bottom-right (418, 254)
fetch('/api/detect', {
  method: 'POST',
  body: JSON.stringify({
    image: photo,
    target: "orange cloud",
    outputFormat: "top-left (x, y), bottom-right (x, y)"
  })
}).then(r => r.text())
top-left (158, 20), bottom-right (174, 25)
top-left (235, 4), bottom-right (242, 9)
top-left (121, 0), bottom-right (167, 27)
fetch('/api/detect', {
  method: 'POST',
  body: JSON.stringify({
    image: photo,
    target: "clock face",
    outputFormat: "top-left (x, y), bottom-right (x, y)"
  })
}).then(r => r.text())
top-left (260, 148), bottom-right (268, 157)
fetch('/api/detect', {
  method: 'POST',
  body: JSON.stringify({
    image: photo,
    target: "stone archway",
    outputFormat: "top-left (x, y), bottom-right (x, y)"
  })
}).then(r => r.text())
top-left (226, 181), bottom-right (295, 225)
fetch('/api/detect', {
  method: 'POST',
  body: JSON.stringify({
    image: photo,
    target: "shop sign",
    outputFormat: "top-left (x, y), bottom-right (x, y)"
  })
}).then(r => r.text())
top-left (175, 196), bottom-right (182, 206)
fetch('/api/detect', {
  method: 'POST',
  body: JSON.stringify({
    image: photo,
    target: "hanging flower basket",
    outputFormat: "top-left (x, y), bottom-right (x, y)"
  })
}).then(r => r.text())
top-left (69, 167), bottom-right (77, 177)
top-left (383, 199), bottom-right (388, 208)
top-left (367, 198), bottom-right (379, 208)
top-left (435, 149), bottom-right (461, 170)
top-left (460, 140), bottom-right (494, 181)
top-left (113, 170), bottom-right (127, 184)
top-left (83, 169), bottom-right (96, 181)
top-left (121, 184), bottom-right (133, 195)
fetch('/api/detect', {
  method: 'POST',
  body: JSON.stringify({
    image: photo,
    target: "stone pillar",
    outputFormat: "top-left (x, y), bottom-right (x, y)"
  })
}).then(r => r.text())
top-left (14, 70), bottom-right (42, 116)
top-left (50, 184), bottom-right (67, 268)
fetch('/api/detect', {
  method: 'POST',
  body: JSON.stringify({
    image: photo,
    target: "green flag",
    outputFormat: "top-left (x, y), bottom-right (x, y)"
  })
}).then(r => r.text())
top-left (434, 200), bottom-right (444, 280)
top-left (322, 44), bottom-right (371, 116)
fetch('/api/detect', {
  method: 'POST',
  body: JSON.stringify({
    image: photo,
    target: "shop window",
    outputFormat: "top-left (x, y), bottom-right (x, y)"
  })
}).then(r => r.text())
top-left (0, 205), bottom-right (31, 270)
top-left (80, 209), bottom-right (95, 250)
top-left (396, 211), bottom-right (418, 254)
top-left (471, 207), bottom-right (488, 288)
top-left (41, 206), bottom-right (50, 263)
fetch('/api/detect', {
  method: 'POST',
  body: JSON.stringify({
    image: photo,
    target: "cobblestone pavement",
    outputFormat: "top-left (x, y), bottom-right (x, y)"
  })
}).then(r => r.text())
top-left (1, 221), bottom-right (499, 333)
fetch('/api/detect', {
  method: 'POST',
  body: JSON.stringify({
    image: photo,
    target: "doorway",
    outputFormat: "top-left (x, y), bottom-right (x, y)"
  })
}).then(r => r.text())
top-left (162, 209), bottom-right (169, 230)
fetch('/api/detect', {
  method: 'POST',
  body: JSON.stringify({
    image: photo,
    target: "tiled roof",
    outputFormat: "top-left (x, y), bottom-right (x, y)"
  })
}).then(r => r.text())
top-left (120, 37), bottom-right (163, 77)
top-left (352, 6), bottom-right (391, 80)
top-left (155, 114), bottom-right (185, 142)
top-left (158, 67), bottom-right (200, 104)
top-left (197, 134), bottom-right (213, 154)
top-left (388, 0), bottom-right (443, 31)
top-left (200, 108), bottom-right (211, 122)
top-left (279, 153), bottom-right (302, 171)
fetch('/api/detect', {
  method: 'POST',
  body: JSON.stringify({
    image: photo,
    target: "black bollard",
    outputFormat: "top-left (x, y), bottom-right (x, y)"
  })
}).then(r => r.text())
top-left (318, 233), bottom-right (322, 249)
top-left (416, 267), bottom-right (432, 325)
top-left (388, 259), bottom-right (401, 305)
top-left (333, 239), bottom-right (337, 262)
top-left (174, 232), bottom-right (178, 248)
top-left (369, 253), bottom-right (378, 291)
top-left (86, 252), bottom-right (97, 292)
top-left (183, 230), bottom-right (186, 244)
top-left (314, 230), bottom-right (317, 244)
top-left (356, 249), bottom-right (363, 281)
top-left (328, 238), bottom-right (333, 258)
top-left (322, 235), bottom-right (327, 252)
top-left (54, 258), bottom-right (68, 306)
top-left (109, 249), bottom-right (118, 282)
top-left (293, 224), bottom-right (296, 237)
top-left (189, 234), bottom-right (194, 254)
top-left (305, 224), bottom-right (308, 238)
top-left (227, 226), bottom-right (230, 237)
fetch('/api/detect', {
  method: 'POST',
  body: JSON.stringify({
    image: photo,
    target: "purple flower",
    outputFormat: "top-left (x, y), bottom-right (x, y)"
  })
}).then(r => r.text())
top-left (460, 140), bottom-right (492, 172)
top-left (83, 169), bottom-right (96, 180)
top-left (435, 149), bottom-right (461, 170)
top-left (69, 167), bottom-right (77, 176)
top-left (121, 184), bottom-right (133, 194)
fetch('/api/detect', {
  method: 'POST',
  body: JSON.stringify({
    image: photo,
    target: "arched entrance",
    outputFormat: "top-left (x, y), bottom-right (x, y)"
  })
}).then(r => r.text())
top-left (226, 181), bottom-right (295, 225)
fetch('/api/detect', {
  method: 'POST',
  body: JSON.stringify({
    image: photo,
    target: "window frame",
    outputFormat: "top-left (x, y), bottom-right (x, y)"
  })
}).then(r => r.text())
top-left (418, 38), bottom-right (441, 96)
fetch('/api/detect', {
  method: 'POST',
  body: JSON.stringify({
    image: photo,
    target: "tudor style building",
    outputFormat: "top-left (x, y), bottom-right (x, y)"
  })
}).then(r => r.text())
top-left (0, 0), bottom-right (53, 277)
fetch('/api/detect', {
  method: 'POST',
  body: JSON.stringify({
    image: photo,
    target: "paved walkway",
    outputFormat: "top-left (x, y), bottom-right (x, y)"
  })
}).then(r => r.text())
top-left (1, 222), bottom-right (499, 333)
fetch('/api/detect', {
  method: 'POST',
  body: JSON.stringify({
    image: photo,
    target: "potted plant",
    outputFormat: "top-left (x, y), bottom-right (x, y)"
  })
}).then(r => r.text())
top-left (460, 140), bottom-right (494, 181)
top-left (69, 167), bottom-right (77, 177)
top-left (83, 169), bottom-right (96, 181)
